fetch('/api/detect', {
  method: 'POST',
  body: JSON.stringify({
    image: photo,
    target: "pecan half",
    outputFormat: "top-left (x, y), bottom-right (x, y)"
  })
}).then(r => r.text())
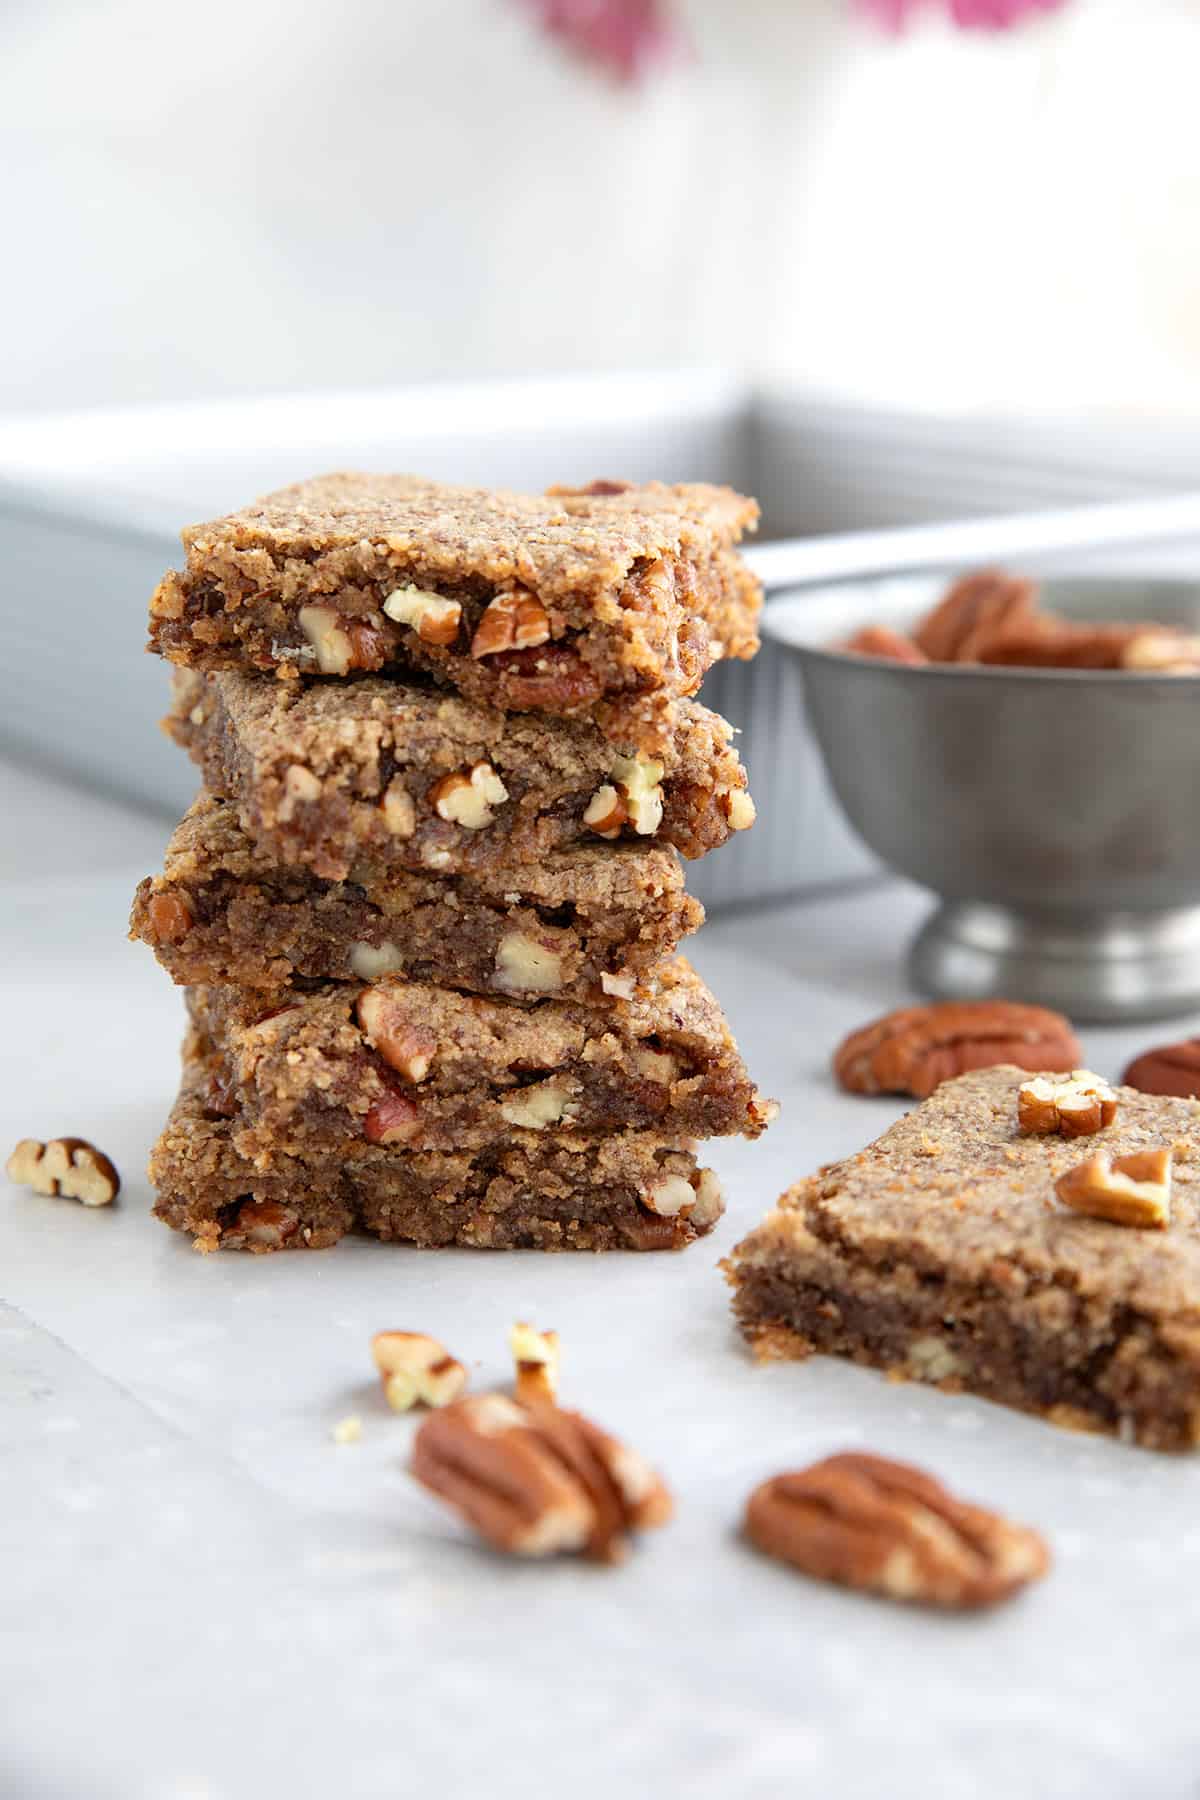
top-left (841, 625), bottom-right (928, 666)
top-left (1017, 1070), bottom-right (1117, 1138)
top-left (744, 1453), bottom-right (1049, 1610)
top-left (1056, 1146), bottom-right (1173, 1228)
top-left (1123, 1039), bottom-right (1200, 1099)
top-left (833, 1001), bottom-right (1081, 1099)
top-left (7, 1136), bottom-right (120, 1207)
top-left (411, 1394), bottom-right (672, 1562)
top-left (913, 570), bottom-right (1038, 663)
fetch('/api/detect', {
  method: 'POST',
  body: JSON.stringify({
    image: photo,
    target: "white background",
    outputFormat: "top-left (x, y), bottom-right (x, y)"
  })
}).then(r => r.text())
top-left (3, 0), bottom-right (1200, 418)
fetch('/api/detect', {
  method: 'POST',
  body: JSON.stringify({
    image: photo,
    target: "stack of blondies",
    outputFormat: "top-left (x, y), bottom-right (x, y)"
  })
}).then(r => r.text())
top-left (131, 473), bottom-right (773, 1253)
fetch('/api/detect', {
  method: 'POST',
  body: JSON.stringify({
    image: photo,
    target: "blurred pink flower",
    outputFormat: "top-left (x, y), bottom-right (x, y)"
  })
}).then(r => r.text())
top-left (856, 0), bottom-right (1066, 26)
top-left (516, 0), bottom-right (681, 81)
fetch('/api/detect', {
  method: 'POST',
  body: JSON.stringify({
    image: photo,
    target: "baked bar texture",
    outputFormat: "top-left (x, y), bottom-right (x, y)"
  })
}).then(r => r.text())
top-left (147, 473), bottom-right (762, 755)
top-left (185, 956), bottom-right (774, 1162)
top-left (725, 1066), bottom-right (1200, 1451)
top-left (151, 1062), bottom-right (723, 1253)
top-left (165, 668), bottom-right (754, 880)
top-left (130, 794), bottom-right (703, 999)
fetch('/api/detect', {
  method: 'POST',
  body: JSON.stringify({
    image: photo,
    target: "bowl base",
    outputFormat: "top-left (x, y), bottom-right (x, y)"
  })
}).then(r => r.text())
top-left (909, 900), bottom-right (1200, 1024)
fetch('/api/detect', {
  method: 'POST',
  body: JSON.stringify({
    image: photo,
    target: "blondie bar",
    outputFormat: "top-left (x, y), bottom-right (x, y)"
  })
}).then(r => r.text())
top-left (186, 957), bottom-right (773, 1162)
top-left (726, 1065), bottom-right (1200, 1451)
top-left (130, 794), bottom-right (702, 999)
top-left (148, 473), bottom-right (761, 755)
top-left (165, 669), bottom-right (754, 881)
top-left (151, 1061), bottom-right (724, 1253)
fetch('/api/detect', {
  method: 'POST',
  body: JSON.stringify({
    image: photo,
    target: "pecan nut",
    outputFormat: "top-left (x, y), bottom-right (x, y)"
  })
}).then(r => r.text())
top-left (429, 761), bottom-right (508, 829)
top-left (509, 1322), bottom-right (560, 1405)
top-left (382, 585), bottom-right (463, 647)
top-left (470, 588), bottom-right (552, 658)
top-left (144, 891), bottom-right (194, 944)
top-left (1123, 1039), bottom-right (1200, 1099)
top-left (357, 987), bottom-right (437, 1083)
top-left (744, 1452), bottom-right (1049, 1610)
top-left (912, 570), bottom-right (1038, 663)
top-left (833, 1001), bottom-right (1082, 1099)
top-left (1055, 1146), bottom-right (1172, 1228)
top-left (411, 1394), bottom-right (672, 1562)
top-left (362, 1087), bottom-right (421, 1144)
top-left (841, 625), bottom-right (928, 665)
top-left (487, 643), bottom-right (603, 711)
top-left (7, 1136), bottom-right (120, 1207)
top-left (1017, 1070), bottom-right (1117, 1138)
top-left (372, 1330), bottom-right (467, 1410)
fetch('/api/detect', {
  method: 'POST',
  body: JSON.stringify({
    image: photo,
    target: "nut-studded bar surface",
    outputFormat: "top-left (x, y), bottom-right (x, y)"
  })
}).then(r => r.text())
top-left (148, 473), bottom-right (762, 756)
top-left (725, 1066), bottom-right (1200, 1451)
top-left (185, 956), bottom-right (774, 1161)
top-left (151, 1062), bottom-right (724, 1254)
top-left (130, 794), bottom-right (703, 999)
top-left (165, 668), bottom-right (754, 882)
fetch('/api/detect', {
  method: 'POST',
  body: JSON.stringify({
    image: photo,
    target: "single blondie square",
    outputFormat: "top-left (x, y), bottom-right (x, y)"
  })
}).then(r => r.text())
top-left (165, 668), bottom-right (754, 882)
top-left (130, 794), bottom-right (702, 999)
top-left (151, 1060), bottom-right (725, 1253)
top-left (725, 1065), bottom-right (1200, 1451)
top-left (186, 957), bottom-right (774, 1163)
top-left (147, 472), bottom-right (762, 755)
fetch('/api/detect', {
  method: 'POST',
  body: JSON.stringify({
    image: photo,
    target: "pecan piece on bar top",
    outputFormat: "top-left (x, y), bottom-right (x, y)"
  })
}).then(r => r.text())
top-left (744, 1452), bottom-right (1049, 1610)
top-left (1017, 1070), bottom-right (1118, 1138)
top-left (411, 1394), bottom-right (671, 1562)
top-left (1123, 1039), bottom-right (1200, 1100)
top-left (833, 1000), bottom-right (1082, 1099)
top-left (1056, 1146), bottom-right (1173, 1229)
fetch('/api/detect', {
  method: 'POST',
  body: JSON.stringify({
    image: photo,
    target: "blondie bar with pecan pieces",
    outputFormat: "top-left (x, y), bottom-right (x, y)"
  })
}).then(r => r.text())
top-left (165, 667), bottom-right (754, 882)
top-left (147, 472), bottom-right (761, 756)
top-left (726, 1065), bottom-right (1200, 1450)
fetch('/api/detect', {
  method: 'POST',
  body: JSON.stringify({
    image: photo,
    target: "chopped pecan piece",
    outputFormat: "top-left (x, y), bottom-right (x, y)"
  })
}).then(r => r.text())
top-left (372, 1330), bottom-right (467, 1411)
top-left (1055, 1146), bottom-right (1173, 1228)
top-left (232, 1200), bottom-right (300, 1250)
top-left (362, 1088), bottom-right (421, 1145)
top-left (509, 1322), bottom-right (560, 1405)
top-left (744, 1452), bottom-right (1049, 1610)
top-left (834, 1001), bottom-right (1081, 1099)
top-left (1017, 1071), bottom-right (1118, 1138)
top-left (7, 1137), bottom-right (120, 1207)
top-left (145, 891), bottom-right (194, 944)
top-left (1123, 1038), bottom-right (1200, 1099)
top-left (429, 762), bottom-right (508, 829)
top-left (357, 988), bottom-right (437, 1083)
top-left (488, 643), bottom-right (603, 710)
top-left (470, 588), bottom-right (552, 658)
top-left (411, 1394), bottom-right (672, 1562)
top-left (382, 585), bottom-right (463, 646)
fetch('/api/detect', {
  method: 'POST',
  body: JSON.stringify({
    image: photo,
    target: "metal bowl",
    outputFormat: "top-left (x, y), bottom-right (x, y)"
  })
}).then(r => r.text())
top-left (765, 573), bottom-right (1200, 1022)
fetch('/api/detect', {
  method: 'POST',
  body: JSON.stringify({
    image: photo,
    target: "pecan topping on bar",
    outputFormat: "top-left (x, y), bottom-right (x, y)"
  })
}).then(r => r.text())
top-left (1056, 1146), bottom-right (1173, 1228)
top-left (1123, 1038), bottom-right (1200, 1099)
top-left (744, 1453), bottom-right (1049, 1610)
top-left (411, 1394), bottom-right (672, 1562)
top-left (7, 1137), bottom-right (120, 1207)
top-left (509, 1322), bottom-right (560, 1405)
top-left (470, 588), bottom-right (552, 658)
top-left (1017, 1071), bottom-right (1118, 1138)
top-left (833, 1001), bottom-right (1082, 1099)
top-left (372, 1331), bottom-right (468, 1411)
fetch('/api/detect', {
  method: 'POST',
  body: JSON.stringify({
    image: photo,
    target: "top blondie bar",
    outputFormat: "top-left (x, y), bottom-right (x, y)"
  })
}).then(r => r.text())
top-left (148, 473), bottom-right (762, 754)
